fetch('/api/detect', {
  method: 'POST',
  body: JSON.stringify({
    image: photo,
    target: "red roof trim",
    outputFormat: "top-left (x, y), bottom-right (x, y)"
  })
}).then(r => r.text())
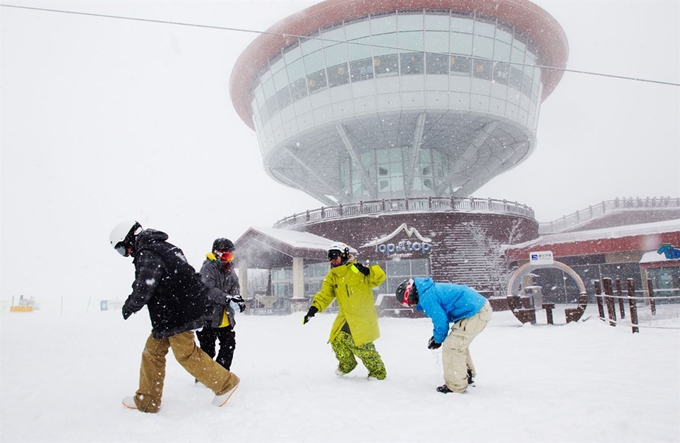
top-left (506, 232), bottom-right (680, 260)
top-left (230, 0), bottom-right (569, 129)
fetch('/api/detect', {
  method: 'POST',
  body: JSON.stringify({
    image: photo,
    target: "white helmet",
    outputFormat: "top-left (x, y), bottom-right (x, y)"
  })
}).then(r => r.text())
top-left (328, 242), bottom-right (351, 262)
top-left (110, 220), bottom-right (142, 256)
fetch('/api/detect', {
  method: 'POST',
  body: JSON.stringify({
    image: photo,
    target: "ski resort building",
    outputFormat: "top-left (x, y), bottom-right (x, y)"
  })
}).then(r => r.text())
top-left (228, 0), bottom-right (680, 311)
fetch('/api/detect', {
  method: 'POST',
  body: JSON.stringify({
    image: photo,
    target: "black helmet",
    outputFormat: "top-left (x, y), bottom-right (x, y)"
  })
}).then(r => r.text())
top-left (212, 238), bottom-right (234, 252)
top-left (395, 278), bottom-right (418, 307)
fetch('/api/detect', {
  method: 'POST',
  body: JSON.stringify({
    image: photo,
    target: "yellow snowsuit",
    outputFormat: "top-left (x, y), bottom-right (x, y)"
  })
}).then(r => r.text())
top-left (310, 259), bottom-right (386, 347)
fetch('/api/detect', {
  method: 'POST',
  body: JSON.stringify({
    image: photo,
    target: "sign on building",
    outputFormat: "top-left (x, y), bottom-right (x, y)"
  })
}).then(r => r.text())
top-left (530, 251), bottom-right (554, 265)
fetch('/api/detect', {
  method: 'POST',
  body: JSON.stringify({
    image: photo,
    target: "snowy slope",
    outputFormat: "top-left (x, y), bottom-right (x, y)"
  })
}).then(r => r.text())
top-left (1, 308), bottom-right (678, 442)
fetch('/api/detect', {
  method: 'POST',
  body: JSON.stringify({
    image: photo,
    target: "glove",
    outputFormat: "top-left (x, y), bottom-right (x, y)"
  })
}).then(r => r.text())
top-left (122, 306), bottom-right (133, 320)
top-left (303, 306), bottom-right (318, 324)
top-left (231, 295), bottom-right (246, 313)
top-left (354, 262), bottom-right (370, 276)
top-left (428, 336), bottom-right (442, 350)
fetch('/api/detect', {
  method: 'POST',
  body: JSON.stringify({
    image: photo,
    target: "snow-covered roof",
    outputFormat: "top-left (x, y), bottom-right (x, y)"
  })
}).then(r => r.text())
top-left (639, 250), bottom-right (680, 264)
top-left (510, 218), bottom-right (680, 250)
top-left (248, 227), bottom-right (357, 253)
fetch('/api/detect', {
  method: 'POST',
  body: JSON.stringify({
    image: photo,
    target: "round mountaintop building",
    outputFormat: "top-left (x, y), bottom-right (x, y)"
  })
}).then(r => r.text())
top-left (229, 0), bottom-right (570, 301)
top-left (230, 0), bottom-right (568, 206)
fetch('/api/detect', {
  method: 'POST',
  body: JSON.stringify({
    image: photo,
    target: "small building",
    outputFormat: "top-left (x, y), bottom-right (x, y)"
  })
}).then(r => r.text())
top-left (640, 246), bottom-right (680, 304)
top-left (505, 202), bottom-right (680, 304)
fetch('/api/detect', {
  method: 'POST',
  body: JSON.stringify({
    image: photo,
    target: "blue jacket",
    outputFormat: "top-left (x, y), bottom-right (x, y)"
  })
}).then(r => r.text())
top-left (413, 278), bottom-right (487, 343)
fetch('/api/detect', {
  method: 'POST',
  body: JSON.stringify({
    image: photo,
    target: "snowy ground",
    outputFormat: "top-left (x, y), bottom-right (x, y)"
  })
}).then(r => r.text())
top-left (1, 306), bottom-right (679, 443)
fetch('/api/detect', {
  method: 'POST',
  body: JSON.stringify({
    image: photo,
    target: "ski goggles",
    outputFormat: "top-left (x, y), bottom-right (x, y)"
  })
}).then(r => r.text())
top-left (114, 243), bottom-right (130, 257)
top-left (215, 250), bottom-right (235, 262)
top-left (328, 250), bottom-right (342, 261)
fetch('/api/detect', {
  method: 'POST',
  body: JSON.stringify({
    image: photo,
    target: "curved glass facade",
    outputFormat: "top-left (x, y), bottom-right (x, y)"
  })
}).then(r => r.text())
top-left (252, 11), bottom-right (540, 126)
top-left (247, 9), bottom-right (544, 204)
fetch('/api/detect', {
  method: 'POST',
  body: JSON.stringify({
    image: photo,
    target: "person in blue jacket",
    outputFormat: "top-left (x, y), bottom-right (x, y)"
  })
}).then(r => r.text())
top-left (396, 277), bottom-right (492, 394)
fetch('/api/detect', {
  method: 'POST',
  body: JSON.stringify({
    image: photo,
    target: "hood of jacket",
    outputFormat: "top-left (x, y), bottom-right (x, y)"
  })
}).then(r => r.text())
top-left (134, 229), bottom-right (169, 252)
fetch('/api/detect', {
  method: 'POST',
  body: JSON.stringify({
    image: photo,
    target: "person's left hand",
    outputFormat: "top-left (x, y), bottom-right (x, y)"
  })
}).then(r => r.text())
top-left (228, 295), bottom-right (247, 313)
top-left (354, 263), bottom-right (370, 276)
top-left (428, 336), bottom-right (442, 349)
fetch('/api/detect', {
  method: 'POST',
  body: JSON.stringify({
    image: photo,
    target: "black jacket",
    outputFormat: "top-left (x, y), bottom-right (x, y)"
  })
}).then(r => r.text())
top-left (123, 229), bottom-right (209, 339)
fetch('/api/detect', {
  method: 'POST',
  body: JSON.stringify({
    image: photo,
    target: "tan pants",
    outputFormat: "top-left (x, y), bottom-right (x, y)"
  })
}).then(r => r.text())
top-left (133, 331), bottom-right (240, 412)
top-left (442, 301), bottom-right (492, 393)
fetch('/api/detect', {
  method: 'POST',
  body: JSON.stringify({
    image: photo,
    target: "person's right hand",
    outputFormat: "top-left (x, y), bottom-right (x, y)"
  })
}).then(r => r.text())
top-left (122, 306), bottom-right (133, 320)
top-left (303, 306), bottom-right (318, 324)
top-left (428, 336), bottom-right (442, 349)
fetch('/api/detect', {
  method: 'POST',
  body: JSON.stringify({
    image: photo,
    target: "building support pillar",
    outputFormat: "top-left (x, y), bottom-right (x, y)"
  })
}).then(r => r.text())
top-left (290, 256), bottom-right (309, 312)
top-left (292, 256), bottom-right (305, 299)
top-left (238, 261), bottom-right (249, 299)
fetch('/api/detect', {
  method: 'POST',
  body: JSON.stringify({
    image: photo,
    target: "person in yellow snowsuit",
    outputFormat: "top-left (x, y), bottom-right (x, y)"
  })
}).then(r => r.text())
top-left (303, 242), bottom-right (387, 380)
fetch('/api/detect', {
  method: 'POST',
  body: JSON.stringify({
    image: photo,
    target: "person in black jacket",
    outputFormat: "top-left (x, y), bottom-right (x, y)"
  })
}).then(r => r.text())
top-left (110, 221), bottom-right (240, 413)
top-left (197, 238), bottom-right (246, 372)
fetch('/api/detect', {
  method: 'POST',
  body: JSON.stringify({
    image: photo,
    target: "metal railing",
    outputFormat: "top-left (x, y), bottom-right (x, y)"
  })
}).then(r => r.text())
top-left (538, 197), bottom-right (680, 235)
top-left (274, 196), bottom-right (535, 228)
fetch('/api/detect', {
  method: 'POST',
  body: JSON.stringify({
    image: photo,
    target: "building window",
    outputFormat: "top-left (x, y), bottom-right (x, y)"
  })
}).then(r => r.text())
top-left (266, 94), bottom-right (278, 117)
top-left (303, 262), bottom-right (329, 297)
top-left (286, 57), bottom-right (305, 86)
top-left (450, 55), bottom-right (471, 75)
top-left (307, 69), bottom-right (327, 93)
top-left (327, 62), bottom-right (350, 87)
top-left (400, 52), bottom-right (424, 75)
top-left (347, 152), bottom-right (374, 199)
top-left (508, 65), bottom-right (523, 91)
top-left (374, 54), bottom-right (399, 77)
top-left (371, 14), bottom-right (397, 35)
top-left (374, 148), bottom-right (405, 196)
top-left (473, 58), bottom-right (493, 80)
top-left (350, 57), bottom-right (374, 81)
top-left (425, 52), bottom-right (449, 75)
top-left (376, 258), bottom-right (431, 294)
top-left (450, 32), bottom-right (472, 56)
top-left (276, 87), bottom-right (292, 110)
top-left (289, 77), bottom-right (308, 101)
top-left (493, 62), bottom-right (510, 85)
top-left (472, 35), bottom-right (494, 59)
top-left (271, 268), bottom-right (293, 298)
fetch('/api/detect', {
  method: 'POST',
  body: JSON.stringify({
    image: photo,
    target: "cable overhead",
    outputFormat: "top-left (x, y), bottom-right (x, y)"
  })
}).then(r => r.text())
top-left (2, 2), bottom-right (679, 88)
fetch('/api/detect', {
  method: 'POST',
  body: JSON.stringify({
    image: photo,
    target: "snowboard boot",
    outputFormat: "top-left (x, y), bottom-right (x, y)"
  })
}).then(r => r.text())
top-left (212, 380), bottom-right (240, 407)
top-left (467, 369), bottom-right (475, 387)
top-left (122, 396), bottom-right (138, 409)
top-left (436, 384), bottom-right (467, 394)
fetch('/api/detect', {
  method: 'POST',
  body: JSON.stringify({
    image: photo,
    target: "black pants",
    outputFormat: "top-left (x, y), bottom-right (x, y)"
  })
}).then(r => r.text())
top-left (196, 326), bottom-right (236, 371)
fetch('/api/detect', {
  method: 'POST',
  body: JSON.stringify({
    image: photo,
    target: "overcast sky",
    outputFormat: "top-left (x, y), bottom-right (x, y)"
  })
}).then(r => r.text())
top-left (1, 0), bottom-right (678, 301)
